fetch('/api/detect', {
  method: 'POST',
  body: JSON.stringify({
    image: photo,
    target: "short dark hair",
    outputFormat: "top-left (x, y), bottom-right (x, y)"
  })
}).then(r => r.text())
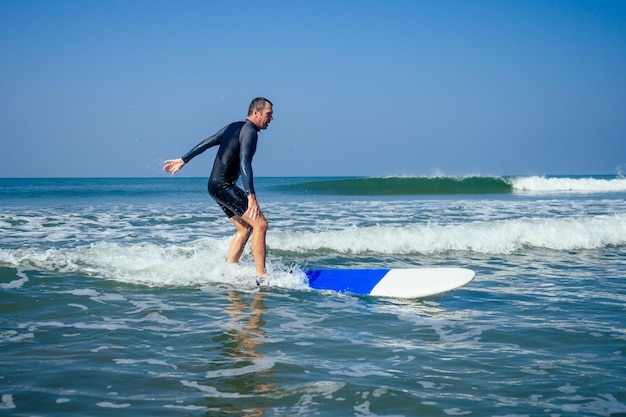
top-left (248, 97), bottom-right (272, 116)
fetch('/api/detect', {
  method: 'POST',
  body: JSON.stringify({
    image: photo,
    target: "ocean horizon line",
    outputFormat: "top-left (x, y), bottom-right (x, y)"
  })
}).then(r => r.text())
top-left (0, 173), bottom-right (622, 180)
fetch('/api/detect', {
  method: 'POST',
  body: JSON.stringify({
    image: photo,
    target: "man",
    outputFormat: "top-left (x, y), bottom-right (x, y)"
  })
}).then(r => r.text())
top-left (163, 97), bottom-right (273, 283)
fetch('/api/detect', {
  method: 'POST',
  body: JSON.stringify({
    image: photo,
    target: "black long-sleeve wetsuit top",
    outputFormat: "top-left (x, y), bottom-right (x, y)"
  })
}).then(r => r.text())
top-left (181, 120), bottom-right (260, 195)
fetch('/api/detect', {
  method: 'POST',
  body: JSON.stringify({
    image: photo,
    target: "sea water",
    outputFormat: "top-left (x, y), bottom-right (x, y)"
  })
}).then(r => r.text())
top-left (1, 176), bottom-right (625, 416)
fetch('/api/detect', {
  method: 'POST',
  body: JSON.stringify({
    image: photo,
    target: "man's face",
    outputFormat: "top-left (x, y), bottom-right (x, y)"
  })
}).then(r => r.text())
top-left (255, 103), bottom-right (273, 130)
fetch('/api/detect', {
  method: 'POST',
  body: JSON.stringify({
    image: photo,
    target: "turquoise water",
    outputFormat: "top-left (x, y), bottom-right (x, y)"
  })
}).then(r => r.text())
top-left (1, 176), bottom-right (626, 416)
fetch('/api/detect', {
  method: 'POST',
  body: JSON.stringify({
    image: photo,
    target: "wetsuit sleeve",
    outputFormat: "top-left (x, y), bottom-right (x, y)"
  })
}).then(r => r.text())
top-left (180, 125), bottom-right (228, 163)
top-left (239, 125), bottom-right (258, 195)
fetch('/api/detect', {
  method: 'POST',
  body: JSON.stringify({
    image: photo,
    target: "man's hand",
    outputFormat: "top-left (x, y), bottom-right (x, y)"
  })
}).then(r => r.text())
top-left (163, 158), bottom-right (185, 175)
top-left (247, 194), bottom-right (261, 220)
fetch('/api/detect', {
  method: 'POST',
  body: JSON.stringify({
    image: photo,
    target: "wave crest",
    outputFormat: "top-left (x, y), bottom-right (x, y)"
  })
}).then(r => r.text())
top-left (270, 214), bottom-right (626, 255)
top-left (510, 176), bottom-right (626, 193)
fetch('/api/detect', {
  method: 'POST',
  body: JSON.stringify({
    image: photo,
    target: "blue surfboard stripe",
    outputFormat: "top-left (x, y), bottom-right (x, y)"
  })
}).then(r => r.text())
top-left (305, 269), bottom-right (390, 295)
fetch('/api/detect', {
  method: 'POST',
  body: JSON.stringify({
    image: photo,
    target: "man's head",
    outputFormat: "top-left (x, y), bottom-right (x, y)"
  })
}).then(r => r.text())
top-left (247, 97), bottom-right (273, 130)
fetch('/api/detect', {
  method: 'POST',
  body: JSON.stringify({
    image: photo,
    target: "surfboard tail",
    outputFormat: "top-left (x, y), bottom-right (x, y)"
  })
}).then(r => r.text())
top-left (305, 267), bottom-right (475, 298)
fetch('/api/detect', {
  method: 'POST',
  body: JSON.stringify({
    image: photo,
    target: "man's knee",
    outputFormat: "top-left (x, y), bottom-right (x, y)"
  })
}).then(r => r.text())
top-left (238, 226), bottom-right (252, 239)
top-left (231, 218), bottom-right (252, 236)
top-left (254, 216), bottom-right (268, 233)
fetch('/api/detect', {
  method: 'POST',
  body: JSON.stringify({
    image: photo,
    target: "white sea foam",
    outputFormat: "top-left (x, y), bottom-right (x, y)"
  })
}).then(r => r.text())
top-left (329, 363), bottom-right (394, 378)
top-left (0, 240), bottom-right (309, 289)
top-left (0, 330), bottom-right (34, 343)
top-left (204, 357), bottom-right (276, 378)
top-left (0, 395), bottom-right (15, 410)
top-left (180, 380), bottom-right (245, 398)
top-left (114, 358), bottom-right (178, 369)
top-left (510, 176), bottom-right (626, 193)
top-left (96, 402), bottom-right (131, 408)
top-left (0, 268), bottom-right (28, 290)
top-left (270, 213), bottom-right (626, 255)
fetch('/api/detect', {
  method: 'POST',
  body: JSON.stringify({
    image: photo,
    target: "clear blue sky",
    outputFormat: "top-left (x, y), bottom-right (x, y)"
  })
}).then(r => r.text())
top-left (1, 0), bottom-right (625, 178)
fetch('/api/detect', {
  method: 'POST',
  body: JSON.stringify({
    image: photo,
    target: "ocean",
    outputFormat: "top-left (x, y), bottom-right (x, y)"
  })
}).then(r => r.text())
top-left (1, 175), bottom-right (625, 416)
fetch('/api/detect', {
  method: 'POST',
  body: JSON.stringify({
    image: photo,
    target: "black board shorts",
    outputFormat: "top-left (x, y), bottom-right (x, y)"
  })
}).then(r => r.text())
top-left (208, 181), bottom-right (248, 218)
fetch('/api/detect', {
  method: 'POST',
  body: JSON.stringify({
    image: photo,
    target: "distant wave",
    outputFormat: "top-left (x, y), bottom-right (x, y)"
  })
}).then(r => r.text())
top-left (4, 177), bottom-right (624, 199)
top-left (279, 176), bottom-right (626, 196)
top-left (279, 176), bottom-right (512, 195)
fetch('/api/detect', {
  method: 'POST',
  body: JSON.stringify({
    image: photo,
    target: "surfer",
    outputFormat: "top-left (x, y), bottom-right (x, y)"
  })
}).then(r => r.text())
top-left (163, 97), bottom-right (273, 283)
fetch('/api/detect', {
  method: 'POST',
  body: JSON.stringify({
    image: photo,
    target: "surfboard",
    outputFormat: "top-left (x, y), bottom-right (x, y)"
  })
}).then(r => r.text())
top-left (305, 267), bottom-right (475, 298)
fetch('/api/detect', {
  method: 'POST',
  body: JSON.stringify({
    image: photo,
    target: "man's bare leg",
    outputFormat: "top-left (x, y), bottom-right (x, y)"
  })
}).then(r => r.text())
top-left (227, 217), bottom-right (252, 264)
top-left (239, 210), bottom-right (268, 278)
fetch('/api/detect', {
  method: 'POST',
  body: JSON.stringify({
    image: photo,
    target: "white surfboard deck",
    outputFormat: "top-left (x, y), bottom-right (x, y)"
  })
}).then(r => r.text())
top-left (305, 267), bottom-right (475, 298)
